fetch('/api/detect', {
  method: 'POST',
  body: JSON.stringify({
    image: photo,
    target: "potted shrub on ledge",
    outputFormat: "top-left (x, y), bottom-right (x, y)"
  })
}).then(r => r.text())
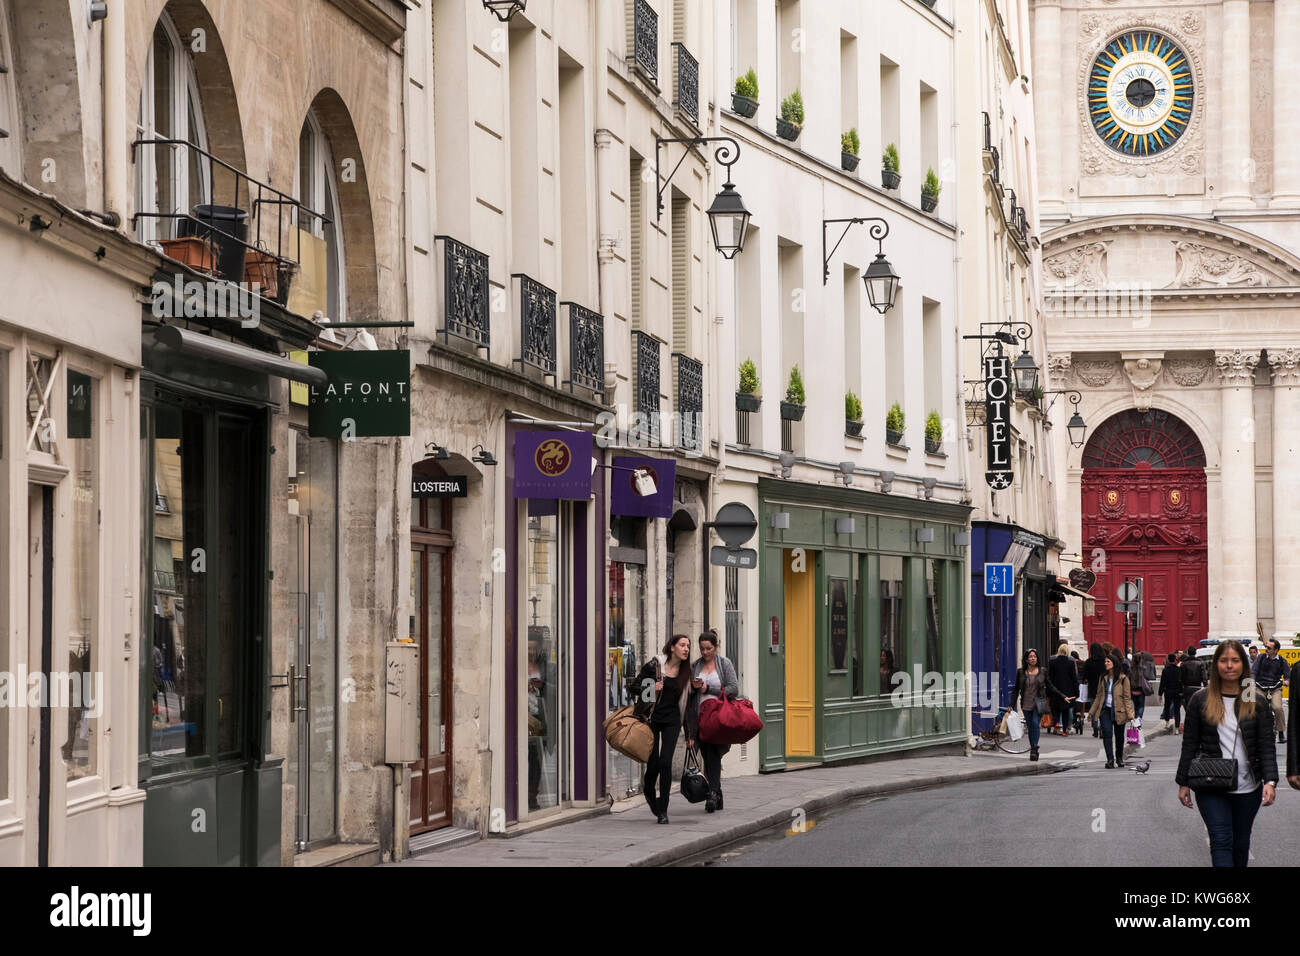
top-left (736, 357), bottom-right (761, 412)
top-left (776, 89), bottom-right (804, 142)
top-left (732, 68), bottom-right (759, 118)
top-left (845, 391), bottom-right (864, 437)
top-left (780, 364), bottom-right (806, 420)
top-left (924, 410), bottom-right (943, 454)
top-left (922, 168), bottom-right (941, 213)
top-left (841, 128), bottom-right (860, 172)
top-left (885, 401), bottom-right (906, 446)
top-left (881, 143), bottom-right (901, 190)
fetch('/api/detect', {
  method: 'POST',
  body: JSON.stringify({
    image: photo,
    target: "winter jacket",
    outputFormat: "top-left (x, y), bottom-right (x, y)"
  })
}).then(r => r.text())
top-left (632, 656), bottom-right (699, 738)
top-left (1047, 654), bottom-right (1079, 701)
top-left (1083, 655), bottom-right (1107, 700)
top-left (1010, 667), bottom-right (1063, 711)
top-left (1175, 688), bottom-right (1278, 789)
top-left (1180, 656), bottom-right (1205, 692)
top-left (1158, 664), bottom-right (1182, 697)
top-left (1088, 673), bottom-right (1135, 724)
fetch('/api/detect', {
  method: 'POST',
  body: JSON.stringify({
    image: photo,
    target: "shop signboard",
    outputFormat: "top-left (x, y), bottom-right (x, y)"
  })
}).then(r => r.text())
top-left (610, 455), bottom-right (675, 518)
top-left (513, 430), bottom-right (594, 499)
top-left (308, 350), bottom-right (410, 437)
top-left (984, 352), bottom-right (1012, 489)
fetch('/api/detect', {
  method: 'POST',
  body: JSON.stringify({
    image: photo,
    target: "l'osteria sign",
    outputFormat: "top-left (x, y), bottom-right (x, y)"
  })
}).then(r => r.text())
top-left (308, 350), bottom-right (410, 438)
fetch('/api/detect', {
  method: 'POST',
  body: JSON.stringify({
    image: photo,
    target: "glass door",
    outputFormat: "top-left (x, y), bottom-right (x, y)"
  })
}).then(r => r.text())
top-left (523, 502), bottom-right (570, 814)
top-left (410, 496), bottom-right (452, 832)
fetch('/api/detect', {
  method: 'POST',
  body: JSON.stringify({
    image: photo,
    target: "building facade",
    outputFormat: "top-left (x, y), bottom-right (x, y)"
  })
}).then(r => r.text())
top-left (1033, 0), bottom-right (1300, 656)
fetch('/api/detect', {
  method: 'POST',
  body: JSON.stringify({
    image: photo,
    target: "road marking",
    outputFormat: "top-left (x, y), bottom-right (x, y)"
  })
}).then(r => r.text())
top-left (785, 820), bottom-right (817, 837)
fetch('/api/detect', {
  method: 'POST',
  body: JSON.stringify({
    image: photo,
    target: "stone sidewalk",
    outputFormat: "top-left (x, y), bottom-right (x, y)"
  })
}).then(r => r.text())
top-left (391, 747), bottom-right (1075, 868)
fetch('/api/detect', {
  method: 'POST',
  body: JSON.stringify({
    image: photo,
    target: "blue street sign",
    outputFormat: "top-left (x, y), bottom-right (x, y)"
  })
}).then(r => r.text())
top-left (984, 563), bottom-right (1015, 596)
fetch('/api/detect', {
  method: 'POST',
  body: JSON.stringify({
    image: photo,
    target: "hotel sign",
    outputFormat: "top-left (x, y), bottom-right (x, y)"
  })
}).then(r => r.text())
top-left (308, 350), bottom-right (410, 438)
top-left (984, 352), bottom-right (1012, 489)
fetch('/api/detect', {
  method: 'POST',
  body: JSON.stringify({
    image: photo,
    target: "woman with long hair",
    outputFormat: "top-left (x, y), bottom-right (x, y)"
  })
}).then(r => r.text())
top-left (633, 634), bottom-right (696, 824)
top-left (690, 629), bottom-right (738, 813)
top-left (1083, 642), bottom-right (1106, 737)
top-left (1088, 653), bottom-right (1134, 767)
top-left (1010, 649), bottom-right (1064, 762)
top-left (1176, 640), bottom-right (1277, 867)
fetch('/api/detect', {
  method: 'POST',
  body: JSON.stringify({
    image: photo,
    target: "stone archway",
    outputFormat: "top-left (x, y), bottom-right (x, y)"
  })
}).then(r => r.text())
top-left (1080, 408), bottom-right (1208, 659)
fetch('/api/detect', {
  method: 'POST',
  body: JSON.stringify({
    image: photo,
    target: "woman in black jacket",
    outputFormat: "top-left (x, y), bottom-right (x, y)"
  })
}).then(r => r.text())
top-left (1010, 650), bottom-right (1065, 762)
top-left (1082, 643), bottom-right (1106, 737)
top-left (1175, 640), bottom-right (1277, 868)
top-left (1047, 644), bottom-right (1080, 736)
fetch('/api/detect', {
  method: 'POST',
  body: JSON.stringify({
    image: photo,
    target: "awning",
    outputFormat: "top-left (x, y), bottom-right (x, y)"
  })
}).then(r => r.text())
top-left (154, 324), bottom-right (328, 386)
top-left (1050, 578), bottom-right (1096, 616)
top-left (999, 540), bottom-right (1033, 576)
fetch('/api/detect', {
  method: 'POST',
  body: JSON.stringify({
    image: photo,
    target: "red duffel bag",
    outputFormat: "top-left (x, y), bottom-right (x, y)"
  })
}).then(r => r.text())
top-left (698, 690), bottom-right (763, 745)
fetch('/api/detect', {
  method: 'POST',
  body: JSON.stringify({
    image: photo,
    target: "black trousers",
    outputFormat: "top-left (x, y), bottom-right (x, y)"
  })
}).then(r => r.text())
top-left (699, 741), bottom-right (725, 798)
top-left (644, 719), bottom-right (681, 813)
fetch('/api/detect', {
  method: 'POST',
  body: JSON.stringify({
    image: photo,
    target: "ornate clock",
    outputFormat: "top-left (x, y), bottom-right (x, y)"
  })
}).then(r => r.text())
top-left (1088, 30), bottom-right (1193, 157)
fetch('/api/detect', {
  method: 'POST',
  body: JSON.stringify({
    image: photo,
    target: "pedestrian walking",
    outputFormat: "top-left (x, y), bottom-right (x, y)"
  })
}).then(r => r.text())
top-left (1072, 651), bottom-right (1089, 734)
top-left (1176, 639), bottom-right (1278, 868)
top-left (1289, 678), bottom-right (1299, 791)
top-left (1180, 645), bottom-right (1205, 707)
top-left (1010, 649), bottom-right (1065, 761)
top-left (1083, 642), bottom-right (1107, 737)
top-left (1131, 650), bottom-right (1156, 722)
top-left (1252, 639), bottom-right (1290, 744)
top-left (635, 634), bottom-right (697, 824)
top-left (1088, 653), bottom-right (1134, 768)
top-left (1048, 643), bottom-right (1079, 735)
top-left (691, 629), bottom-right (737, 813)
top-left (1159, 651), bottom-right (1183, 731)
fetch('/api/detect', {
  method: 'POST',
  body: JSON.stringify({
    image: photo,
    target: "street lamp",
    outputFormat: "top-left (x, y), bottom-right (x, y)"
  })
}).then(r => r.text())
top-left (655, 136), bottom-right (750, 258)
top-left (1067, 407), bottom-right (1087, 448)
top-left (482, 0), bottom-right (526, 22)
top-left (823, 217), bottom-right (899, 313)
top-left (1013, 347), bottom-right (1040, 394)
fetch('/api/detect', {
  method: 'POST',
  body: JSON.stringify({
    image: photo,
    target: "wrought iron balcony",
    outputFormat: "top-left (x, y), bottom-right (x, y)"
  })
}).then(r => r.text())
top-left (512, 273), bottom-right (557, 382)
top-left (1006, 188), bottom-right (1018, 229)
top-left (153, 568), bottom-right (178, 592)
top-left (672, 42), bottom-right (699, 128)
top-left (434, 235), bottom-right (491, 351)
top-left (989, 145), bottom-right (1000, 185)
top-left (1017, 206), bottom-right (1029, 240)
top-left (561, 301), bottom-right (605, 400)
top-left (982, 111), bottom-right (992, 151)
top-left (633, 330), bottom-right (660, 441)
top-left (674, 353), bottom-right (703, 452)
top-left (629, 0), bottom-right (658, 85)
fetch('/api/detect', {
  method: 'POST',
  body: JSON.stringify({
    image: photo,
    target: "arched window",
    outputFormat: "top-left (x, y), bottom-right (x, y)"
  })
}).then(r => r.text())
top-left (136, 12), bottom-right (209, 244)
top-left (0, 0), bottom-right (21, 175)
top-left (1081, 409), bottom-right (1207, 469)
top-left (296, 112), bottom-right (346, 322)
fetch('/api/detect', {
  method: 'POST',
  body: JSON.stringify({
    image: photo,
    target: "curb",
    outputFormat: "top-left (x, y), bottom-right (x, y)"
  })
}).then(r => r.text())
top-left (632, 758), bottom-right (1067, 867)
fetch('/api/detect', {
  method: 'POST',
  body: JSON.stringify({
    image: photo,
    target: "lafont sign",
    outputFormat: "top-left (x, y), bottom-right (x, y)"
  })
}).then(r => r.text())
top-left (308, 350), bottom-right (411, 438)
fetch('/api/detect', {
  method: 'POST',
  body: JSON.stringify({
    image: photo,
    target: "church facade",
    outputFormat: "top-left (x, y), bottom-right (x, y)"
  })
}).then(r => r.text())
top-left (1032, 0), bottom-right (1300, 654)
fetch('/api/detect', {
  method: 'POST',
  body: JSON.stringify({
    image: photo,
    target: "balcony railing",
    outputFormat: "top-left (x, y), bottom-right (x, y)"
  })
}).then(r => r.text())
top-left (434, 235), bottom-right (490, 352)
top-left (674, 353), bottom-right (703, 452)
top-left (512, 273), bottom-right (557, 382)
top-left (131, 137), bottom-right (328, 306)
top-left (989, 145), bottom-right (1000, 185)
top-left (1006, 188), bottom-right (1018, 229)
top-left (982, 111), bottom-right (991, 151)
top-left (153, 568), bottom-right (177, 593)
top-left (633, 330), bottom-right (660, 442)
top-left (1017, 206), bottom-right (1029, 240)
top-left (672, 42), bottom-right (699, 128)
top-left (629, 0), bottom-right (658, 85)
top-left (561, 301), bottom-right (605, 400)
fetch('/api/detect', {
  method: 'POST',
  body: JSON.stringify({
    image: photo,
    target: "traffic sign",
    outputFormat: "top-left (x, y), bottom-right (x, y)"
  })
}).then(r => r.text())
top-left (984, 563), bottom-right (1014, 596)
top-left (1115, 601), bottom-right (1140, 614)
top-left (1117, 581), bottom-right (1139, 602)
top-left (712, 502), bottom-right (758, 548)
top-left (710, 546), bottom-right (757, 569)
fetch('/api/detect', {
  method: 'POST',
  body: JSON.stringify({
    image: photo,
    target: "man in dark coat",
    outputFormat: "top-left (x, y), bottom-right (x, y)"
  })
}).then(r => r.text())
top-left (1048, 643), bottom-right (1080, 735)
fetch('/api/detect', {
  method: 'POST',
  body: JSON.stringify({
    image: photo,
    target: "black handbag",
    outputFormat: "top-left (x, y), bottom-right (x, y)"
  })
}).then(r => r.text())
top-left (680, 746), bottom-right (711, 803)
top-left (1187, 710), bottom-right (1239, 792)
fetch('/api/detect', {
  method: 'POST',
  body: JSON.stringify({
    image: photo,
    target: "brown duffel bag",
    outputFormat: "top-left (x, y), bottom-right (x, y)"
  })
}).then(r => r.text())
top-left (604, 705), bottom-right (654, 763)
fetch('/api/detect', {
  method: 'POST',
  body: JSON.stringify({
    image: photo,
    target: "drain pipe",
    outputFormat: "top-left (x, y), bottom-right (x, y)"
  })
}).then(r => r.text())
top-left (102, 0), bottom-right (127, 228)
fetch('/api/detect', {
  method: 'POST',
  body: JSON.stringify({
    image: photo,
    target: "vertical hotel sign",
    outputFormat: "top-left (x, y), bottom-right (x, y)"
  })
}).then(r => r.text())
top-left (984, 352), bottom-right (1012, 489)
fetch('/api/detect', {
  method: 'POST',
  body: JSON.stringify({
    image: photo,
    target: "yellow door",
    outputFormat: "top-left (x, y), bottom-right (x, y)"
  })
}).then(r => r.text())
top-left (784, 549), bottom-right (816, 756)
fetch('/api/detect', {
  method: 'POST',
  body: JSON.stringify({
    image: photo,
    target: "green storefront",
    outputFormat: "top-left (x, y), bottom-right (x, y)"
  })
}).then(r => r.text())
top-left (756, 478), bottom-right (970, 771)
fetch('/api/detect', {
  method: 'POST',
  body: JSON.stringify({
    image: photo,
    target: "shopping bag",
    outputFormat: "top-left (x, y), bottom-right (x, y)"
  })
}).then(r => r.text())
top-left (1126, 724), bottom-right (1142, 747)
top-left (1005, 710), bottom-right (1025, 741)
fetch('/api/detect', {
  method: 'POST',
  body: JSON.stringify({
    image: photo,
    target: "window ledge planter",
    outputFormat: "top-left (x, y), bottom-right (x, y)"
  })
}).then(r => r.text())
top-left (885, 428), bottom-right (905, 447)
top-left (159, 236), bottom-right (216, 273)
top-left (846, 420), bottom-right (864, 438)
top-left (732, 94), bottom-right (759, 118)
top-left (881, 169), bottom-right (901, 190)
top-left (780, 401), bottom-right (805, 421)
top-left (841, 152), bottom-right (860, 173)
top-left (736, 391), bottom-right (762, 413)
top-left (921, 193), bottom-right (938, 213)
top-left (924, 437), bottom-right (944, 455)
top-left (775, 118), bottom-right (802, 142)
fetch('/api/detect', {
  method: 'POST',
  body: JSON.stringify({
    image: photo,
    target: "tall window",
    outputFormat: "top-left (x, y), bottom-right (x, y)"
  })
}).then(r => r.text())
top-left (136, 13), bottom-right (210, 244)
top-left (0, 0), bottom-right (20, 176)
top-left (65, 370), bottom-right (98, 780)
top-left (879, 555), bottom-right (904, 695)
top-left (297, 112), bottom-right (346, 322)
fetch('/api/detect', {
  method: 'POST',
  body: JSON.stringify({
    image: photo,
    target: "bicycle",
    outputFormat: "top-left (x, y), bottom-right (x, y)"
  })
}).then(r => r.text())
top-left (971, 708), bottom-right (1031, 754)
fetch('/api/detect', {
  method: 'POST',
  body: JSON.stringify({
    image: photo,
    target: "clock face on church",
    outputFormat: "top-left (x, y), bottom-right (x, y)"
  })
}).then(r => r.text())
top-left (1088, 30), bottom-right (1193, 157)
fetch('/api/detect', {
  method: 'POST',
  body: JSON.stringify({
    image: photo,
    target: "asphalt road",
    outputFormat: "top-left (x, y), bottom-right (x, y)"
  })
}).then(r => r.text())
top-left (702, 735), bottom-right (1298, 866)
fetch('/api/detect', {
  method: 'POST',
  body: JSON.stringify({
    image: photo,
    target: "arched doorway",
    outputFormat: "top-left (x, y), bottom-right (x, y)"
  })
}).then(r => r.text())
top-left (1080, 409), bottom-right (1208, 659)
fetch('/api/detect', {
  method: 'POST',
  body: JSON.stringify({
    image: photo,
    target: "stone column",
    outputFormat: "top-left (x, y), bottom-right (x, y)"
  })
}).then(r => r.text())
top-left (1215, 349), bottom-right (1260, 637)
top-left (1031, 1), bottom-right (1063, 211)
top-left (1273, 0), bottom-right (1300, 206)
top-left (1270, 348), bottom-right (1300, 639)
top-left (1219, 0), bottom-right (1255, 208)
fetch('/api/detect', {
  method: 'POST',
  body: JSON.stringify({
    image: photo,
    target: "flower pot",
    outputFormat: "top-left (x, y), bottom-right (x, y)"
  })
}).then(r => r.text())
top-left (886, 428), bottom-right (904, 446)
top-left (921, 193), bottom-right (939, 213)
top-left (845, 420), bottom-right (864, 438)
top-left (841, 151), bottom-right (860, 173)
top-left (180, 204), bottom-right (249, 282)
top-left (775, 118), bottom-right (802, 142)
top-left (779, 401), bottom-right (805, 422)
top-left (881, 169), bottom-right (901, 190)
top-left (244, 249), bottom-right (282, 299)
top-left (159, 236), bottom-right (216, 273)
top-left (925, 437), bottom-right (943, 455)
top-left (732, 94), bottom-right (759, 118)
top-left (736, 391), bottom-right (762, 413)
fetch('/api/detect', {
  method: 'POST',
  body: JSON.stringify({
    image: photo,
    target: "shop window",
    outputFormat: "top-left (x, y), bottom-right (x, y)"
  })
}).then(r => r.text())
top-left (879, 554), bottom-right (904, 694)
top-left (607, 559), bottom-right (646, 798)
top-left (924, 558), bottom-right (943, 679)
top-left (296, 111), bottom-right (347, 323)
top-left (525, 509), bottom-right (563, 812)
top-left (64, 370), bottom-right (98, 780)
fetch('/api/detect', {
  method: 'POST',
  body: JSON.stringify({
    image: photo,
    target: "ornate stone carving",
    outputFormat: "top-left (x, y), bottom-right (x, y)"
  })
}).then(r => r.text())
top-left (1047, 353), bottom-right (1073, 384)
top-left (1214, 350), bottom-right (1261, 385)
top-left (1075, 360), bottom-right (1118, 388)
top-left (1170, 241), bottom-right (1267, 288)
top-left (1179, 11), bottom-right (1202, 36)
top-left (1268, 348), bottom-right (1300, 387)
top-left (1080, 13), bottom-right (1105, 36)
top-left (1044, 242), bottom-right (1108, 287)
top-left (1165, 357), bottom-right (1212, 387)
top-left (1123, 358), bottom-right (1163, 411)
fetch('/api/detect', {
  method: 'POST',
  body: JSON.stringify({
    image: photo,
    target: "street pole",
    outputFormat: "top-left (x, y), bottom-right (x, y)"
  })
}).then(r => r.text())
top-left (1124, 575), bottom-right (1130, 658)
top-left (701, 521), bottom-right (714, 633)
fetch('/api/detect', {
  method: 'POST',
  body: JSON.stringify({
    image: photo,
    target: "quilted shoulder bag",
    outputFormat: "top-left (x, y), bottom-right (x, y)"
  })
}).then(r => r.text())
top-left (1187, 704), bottom-right (1239, 792)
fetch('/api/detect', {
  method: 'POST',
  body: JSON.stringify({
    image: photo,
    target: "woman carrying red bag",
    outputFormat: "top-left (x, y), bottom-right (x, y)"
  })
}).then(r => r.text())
top-left (690, 630), bottom-right (738, 813)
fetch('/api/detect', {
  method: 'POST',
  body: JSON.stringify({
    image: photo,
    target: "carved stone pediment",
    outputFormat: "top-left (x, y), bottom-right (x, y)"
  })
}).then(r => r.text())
top-left (1123, 357), bottom-right (1163, 410)
top-left (1165, 356), bottom-right (1212, 387)
top-left (1044, 242), bottom-right (1108, 288)
top-left (1169, 241), bottom-right (1274, 288)
top-left (1075, 360), bottom-right (1118, 388)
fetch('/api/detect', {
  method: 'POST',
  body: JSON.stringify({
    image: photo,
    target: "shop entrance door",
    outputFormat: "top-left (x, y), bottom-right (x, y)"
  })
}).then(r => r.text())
top-left (410, 495), bottom-right (453, 833)
top-left (783, 548), bottom-right (817, 757)
top-left (27, 484), bottom-right (53, 866)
